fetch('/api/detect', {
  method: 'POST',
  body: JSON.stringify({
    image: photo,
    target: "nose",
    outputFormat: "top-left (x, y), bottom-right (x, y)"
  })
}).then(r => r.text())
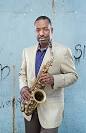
top-left (39, 29), bottom-right (44, 36)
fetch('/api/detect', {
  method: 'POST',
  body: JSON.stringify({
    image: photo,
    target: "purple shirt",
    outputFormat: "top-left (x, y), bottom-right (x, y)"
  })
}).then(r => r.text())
top-left (35, 48), bottom-right (47, 77)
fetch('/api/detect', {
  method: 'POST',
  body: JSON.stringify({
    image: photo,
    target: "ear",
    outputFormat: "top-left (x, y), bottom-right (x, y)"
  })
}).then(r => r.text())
top-left (51, 27), bottom-right (53, 33)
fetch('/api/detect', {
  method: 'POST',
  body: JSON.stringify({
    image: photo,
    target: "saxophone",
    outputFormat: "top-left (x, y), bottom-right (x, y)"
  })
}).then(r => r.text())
top-left (20, 42), bottom-right (54, 116)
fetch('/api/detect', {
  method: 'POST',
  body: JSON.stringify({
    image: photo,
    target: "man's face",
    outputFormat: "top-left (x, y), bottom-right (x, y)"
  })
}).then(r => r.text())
top-left (35, 19), bottom-right (53, 45)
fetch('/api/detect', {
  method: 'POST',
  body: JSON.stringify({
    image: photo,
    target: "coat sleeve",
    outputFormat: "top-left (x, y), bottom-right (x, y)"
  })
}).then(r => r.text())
top-left (19, 49), bottom-right (28, 90)
top-left (53, 48), bottom-right (78, 89)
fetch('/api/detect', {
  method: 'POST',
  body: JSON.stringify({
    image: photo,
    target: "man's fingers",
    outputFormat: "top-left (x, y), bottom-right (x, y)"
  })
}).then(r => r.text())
top-left (21, 89), bottom-right (31, 101)
top-left (39, 74), bottom-right (54, 85)
top-left (22, 92), bottom-right (30, 101)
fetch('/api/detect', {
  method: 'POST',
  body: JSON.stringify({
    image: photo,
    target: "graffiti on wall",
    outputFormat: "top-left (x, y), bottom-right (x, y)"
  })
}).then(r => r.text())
top-left (0, 64), bottom-right (10, 80)
top-left (0, 98), bottom-right (21, 109)
top-left (74, 44), bottom-right (86, 63)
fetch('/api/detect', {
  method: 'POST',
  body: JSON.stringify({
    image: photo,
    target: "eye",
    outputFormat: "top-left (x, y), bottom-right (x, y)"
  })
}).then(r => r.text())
top-left (44, 28), bottom-right (49, 32)
top-left (36, 28), bottom-right (40, 32)
top-left (44, 28), bottom-right (49, 31)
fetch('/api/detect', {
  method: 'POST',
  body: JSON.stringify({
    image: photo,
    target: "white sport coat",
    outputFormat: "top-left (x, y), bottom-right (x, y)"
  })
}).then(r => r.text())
top-left (19, 43), bottom-right (78, 128)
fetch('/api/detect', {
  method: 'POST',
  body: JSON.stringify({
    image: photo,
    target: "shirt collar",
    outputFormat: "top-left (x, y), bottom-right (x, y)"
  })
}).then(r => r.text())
top-left (37, 43), bottom-right (48, 52)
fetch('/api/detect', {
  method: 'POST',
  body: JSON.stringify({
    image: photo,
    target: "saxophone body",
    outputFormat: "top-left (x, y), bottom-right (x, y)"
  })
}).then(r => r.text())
top-left (20, 81), bottom-right (46, 116)
top-left (20, 42), bottom-right (53, 116)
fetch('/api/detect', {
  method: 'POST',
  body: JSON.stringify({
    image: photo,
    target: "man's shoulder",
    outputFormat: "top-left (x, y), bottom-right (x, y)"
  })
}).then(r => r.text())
top-left (52, 42), bottom-right (72, 56)
top-left (23, 45), bottom-right (37, 53)
top-left (53, 42), bottom-right (67, 50)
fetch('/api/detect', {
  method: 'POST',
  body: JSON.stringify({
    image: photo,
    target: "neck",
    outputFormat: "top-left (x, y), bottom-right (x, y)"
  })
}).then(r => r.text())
top-left (39, 43), bottom-right (49, 49)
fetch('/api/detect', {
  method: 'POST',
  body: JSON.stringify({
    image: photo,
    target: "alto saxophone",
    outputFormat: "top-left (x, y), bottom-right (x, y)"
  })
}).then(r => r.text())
top-left (20, 42), bottom-right (54, 116)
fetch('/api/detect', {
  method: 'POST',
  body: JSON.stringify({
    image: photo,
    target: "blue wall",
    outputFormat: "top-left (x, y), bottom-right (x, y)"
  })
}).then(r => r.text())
top-left (0, 0), bottom-right (86, 133)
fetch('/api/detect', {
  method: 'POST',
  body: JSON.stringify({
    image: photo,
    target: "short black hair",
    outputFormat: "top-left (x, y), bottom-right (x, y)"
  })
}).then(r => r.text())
top-left (34, 16), bottom-right (52, 25)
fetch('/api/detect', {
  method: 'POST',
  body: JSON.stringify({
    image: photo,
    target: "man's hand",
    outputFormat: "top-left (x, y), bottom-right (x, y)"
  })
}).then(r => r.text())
top-left (20, 86), bottom-right (31, 101)
top-left (39, 73), bottom-right (54, 87)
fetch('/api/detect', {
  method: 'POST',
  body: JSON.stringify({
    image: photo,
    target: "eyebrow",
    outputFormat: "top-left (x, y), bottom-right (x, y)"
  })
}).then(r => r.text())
top-left (36, 26), bottom-right (49, 29)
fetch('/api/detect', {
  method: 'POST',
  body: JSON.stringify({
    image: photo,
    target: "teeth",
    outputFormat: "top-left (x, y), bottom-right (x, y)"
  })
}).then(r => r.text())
top-left (40, 38), bottom-right (45, 40)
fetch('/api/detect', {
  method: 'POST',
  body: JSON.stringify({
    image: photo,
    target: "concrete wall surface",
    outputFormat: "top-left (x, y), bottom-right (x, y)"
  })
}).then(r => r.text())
top-left (0, 0), bottom-right (86, 133)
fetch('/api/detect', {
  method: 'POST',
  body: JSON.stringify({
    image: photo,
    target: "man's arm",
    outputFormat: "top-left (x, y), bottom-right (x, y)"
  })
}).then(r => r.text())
top-left (19, 49), bottom-right (28, 89)
top-left (53, 48), bottom-right (78, 89)
top-left (19, 49), bottom-right (31, 101)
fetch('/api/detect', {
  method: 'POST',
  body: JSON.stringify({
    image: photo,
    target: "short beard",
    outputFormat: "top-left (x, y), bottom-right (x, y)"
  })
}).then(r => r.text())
top-left (37, 37), bottom-right (50, 45)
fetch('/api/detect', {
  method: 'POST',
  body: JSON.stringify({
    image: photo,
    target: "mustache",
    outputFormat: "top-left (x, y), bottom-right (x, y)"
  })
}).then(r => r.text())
top-left (38, 36), bottom-right (49, 39)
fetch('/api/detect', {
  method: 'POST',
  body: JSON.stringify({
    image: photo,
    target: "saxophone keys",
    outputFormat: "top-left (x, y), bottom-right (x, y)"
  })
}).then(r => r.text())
top-left (20, 104), bottom-right (25, 112)
top-left (30, 101), bottom-right (34, 105)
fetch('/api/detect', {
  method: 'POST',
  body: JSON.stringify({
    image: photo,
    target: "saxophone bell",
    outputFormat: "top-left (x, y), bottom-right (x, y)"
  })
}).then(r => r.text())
top-left (32, 89), bottom-right (46, 104)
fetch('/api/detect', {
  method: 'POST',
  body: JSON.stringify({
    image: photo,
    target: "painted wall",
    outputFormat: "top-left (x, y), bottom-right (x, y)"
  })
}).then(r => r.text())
top-left (0, 0), bottom-right (86, 133)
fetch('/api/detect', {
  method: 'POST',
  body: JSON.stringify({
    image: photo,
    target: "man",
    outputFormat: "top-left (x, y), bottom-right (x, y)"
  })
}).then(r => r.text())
top-left (19, 16), bottom-right (78, 133)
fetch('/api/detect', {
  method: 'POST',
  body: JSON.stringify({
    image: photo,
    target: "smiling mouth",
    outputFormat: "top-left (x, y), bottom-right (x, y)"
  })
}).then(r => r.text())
top-left (39, 37), bottom-right (45, 39)
top-left (38, 37), bottom-right (49, 42)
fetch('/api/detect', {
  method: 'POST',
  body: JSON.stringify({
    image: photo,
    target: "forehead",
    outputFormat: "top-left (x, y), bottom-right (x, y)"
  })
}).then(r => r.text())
top-left (35, 19), bottom-right (50, 28)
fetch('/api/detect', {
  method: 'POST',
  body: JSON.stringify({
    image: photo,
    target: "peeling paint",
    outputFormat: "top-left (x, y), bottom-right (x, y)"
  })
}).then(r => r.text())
top-left (52, 0), bottom-right (56, 15)
top-left (12, 97), bottom-right (16, 133)
top-left (12, 65), bottom-right (16, 133)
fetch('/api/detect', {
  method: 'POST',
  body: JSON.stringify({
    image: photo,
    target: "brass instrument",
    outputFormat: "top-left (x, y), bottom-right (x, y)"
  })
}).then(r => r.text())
top-left (20, 42), bottom-right (54, 116)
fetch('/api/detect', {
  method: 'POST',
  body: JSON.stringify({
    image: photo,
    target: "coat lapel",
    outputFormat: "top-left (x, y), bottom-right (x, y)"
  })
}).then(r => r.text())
top-left (30, 45), bottom-right (54, 78)
top-left (29, 45), bottom-right (37, 79)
